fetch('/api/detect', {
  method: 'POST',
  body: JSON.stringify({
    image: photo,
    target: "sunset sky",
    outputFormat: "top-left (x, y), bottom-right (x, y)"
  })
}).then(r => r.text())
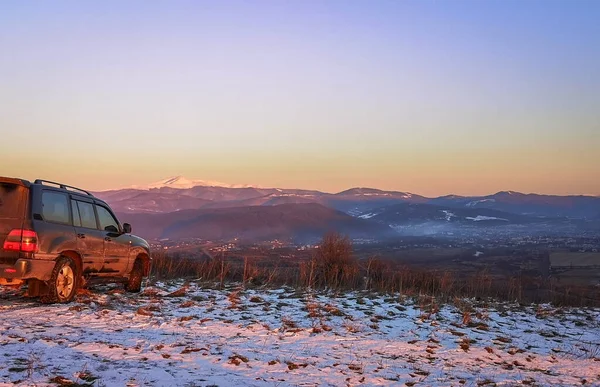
top-left (0, 1), bottom-right (598, 196)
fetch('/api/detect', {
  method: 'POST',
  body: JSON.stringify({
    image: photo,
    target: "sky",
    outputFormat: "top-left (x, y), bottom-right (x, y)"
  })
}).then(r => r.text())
top-left (0, 0), bottom-right (598, 196)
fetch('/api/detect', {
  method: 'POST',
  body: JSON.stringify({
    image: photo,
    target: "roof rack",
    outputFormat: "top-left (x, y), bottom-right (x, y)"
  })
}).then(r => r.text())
top-left (34, 179), bottom-right (94, 197)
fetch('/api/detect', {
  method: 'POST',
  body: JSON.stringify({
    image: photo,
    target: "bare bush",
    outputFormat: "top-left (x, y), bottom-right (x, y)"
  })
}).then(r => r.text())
top-left (309, 232), bottom-right (360, 289)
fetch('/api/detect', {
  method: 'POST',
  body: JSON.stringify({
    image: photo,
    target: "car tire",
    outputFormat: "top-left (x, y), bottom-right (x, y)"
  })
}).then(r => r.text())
top-left (125, 259), bottom-right (143, 293)
top-left (40, 256), bottom-right (78, 304)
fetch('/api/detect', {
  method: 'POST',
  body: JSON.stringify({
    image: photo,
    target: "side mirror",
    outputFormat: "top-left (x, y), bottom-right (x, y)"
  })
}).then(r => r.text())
top-left (122, 223), bottom-right (132, 234)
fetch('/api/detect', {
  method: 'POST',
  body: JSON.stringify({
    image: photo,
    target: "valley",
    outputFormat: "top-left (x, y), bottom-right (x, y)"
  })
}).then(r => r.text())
top-left (99, 177), bottom-right (600, 293)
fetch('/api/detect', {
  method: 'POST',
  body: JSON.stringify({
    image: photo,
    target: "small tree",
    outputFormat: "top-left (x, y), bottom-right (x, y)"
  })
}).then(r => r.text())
top-left (312, 232), bottom-right (359, 289)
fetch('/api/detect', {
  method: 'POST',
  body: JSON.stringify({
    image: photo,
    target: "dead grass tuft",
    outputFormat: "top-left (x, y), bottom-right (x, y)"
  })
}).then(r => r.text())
top-left (166, 286), bottom-right (189, 297)
top-left (179, 300), bottom-right (195, 308)
top-left (228, 354), bottom-right (249, 365)
top-left (136, 307), bottom-right (154, 316)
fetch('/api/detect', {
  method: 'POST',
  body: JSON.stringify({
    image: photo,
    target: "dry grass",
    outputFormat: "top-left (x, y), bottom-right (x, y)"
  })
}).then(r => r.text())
top-left (148, 234), bottom-right (600, 307)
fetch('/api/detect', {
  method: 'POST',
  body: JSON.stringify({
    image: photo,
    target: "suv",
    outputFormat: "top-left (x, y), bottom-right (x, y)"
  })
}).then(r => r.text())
top-left (0, 177), bottom-right (151, 303)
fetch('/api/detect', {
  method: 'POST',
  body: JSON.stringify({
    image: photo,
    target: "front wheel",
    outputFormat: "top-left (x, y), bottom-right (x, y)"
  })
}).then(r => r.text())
top-left (40, 257), bottom-right (78, 304)
top-left (125, 259), bottom-right (143, 293)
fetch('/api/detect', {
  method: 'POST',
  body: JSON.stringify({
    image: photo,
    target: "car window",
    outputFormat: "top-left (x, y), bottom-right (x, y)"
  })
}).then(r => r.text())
top-left (42, 191), bottom-right (70, 224)
top-left (76, 201), bottom-right (97, 229)
top-left (0, 183), bottom-right (26, 219)
top-left (96, 205), bottom-right (119, 232)
top-left (71, 200), bottom-right (81, 227)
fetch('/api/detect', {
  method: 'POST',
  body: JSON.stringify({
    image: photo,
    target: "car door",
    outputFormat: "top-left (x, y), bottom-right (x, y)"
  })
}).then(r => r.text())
top-left (95, 203), bottom-right (130, 276)
top-left (71, 199), bottom-right (104, 275)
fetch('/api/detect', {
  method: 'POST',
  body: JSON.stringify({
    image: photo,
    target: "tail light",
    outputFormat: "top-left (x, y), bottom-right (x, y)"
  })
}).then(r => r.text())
top-left (3, 229), bottom-right (38, 253)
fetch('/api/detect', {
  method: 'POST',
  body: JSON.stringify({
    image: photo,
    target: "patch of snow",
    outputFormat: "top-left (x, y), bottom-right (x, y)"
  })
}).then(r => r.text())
top-left (272, 193), bottom-right (315, 198)
top-left (441, 210), bottom-right (456, 221)
top-left (466, 199), bottom-right (496, 207)
top-left (347, 208), bottom-right (363, 217)
top-left (466, 215), bottom-right (509, 221)
top-left (474, 251), bottom-right (484, 257)
top-left (358, 212), bottom-right (378, 219)
top-left (0, 283), bottom-right (597, 386)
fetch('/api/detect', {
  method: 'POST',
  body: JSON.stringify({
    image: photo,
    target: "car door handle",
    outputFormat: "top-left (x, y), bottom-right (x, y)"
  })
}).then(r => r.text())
top-left (77, 233), bottom-right (86, 239)
top-left (104, 237), bottom-right (112, 242)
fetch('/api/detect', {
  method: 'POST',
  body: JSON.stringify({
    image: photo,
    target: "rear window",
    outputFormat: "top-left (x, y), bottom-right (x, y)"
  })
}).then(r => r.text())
top-left (0, 183), bottom-right (27, 219)
top-left (42, 191), bottom-right (70, 224)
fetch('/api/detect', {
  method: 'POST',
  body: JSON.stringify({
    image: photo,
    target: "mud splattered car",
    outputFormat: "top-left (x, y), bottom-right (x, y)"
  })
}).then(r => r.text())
top-left (0, 177), bottom-right (150, 303)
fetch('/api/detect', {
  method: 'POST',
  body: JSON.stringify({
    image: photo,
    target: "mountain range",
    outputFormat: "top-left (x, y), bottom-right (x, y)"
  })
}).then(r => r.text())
top-left (96, 176), bottom-right (600, 242)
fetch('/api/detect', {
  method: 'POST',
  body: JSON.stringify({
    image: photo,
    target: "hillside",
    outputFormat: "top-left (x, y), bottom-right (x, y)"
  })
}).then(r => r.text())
top-left (360, 202), bottom-right (548, 226)
top-left (119, 203), bottom-right (392, 242)
top-left (429, 191), bottom-right (600, 218)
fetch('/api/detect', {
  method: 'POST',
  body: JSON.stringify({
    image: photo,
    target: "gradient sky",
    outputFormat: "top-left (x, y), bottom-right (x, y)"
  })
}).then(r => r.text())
top-left (0, 0), bottom-right (598, 196)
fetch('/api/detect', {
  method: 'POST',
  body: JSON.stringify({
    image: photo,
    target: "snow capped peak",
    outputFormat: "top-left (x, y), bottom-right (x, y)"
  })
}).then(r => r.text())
top-left (149, 176), bottom-right (222, 189)
top-left (496, 190), bottom-right (523, 196)
top-left (130, 176), bottom-right (255, 190)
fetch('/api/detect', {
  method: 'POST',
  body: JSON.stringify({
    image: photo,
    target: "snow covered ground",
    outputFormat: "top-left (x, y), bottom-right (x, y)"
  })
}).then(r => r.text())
top-left (0, 282), bottom-right (598, 386)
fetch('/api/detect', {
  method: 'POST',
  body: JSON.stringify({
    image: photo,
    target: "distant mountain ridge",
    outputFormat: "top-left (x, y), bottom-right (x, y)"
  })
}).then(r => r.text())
top-left (96, 177), bottom-right (600, 241)
top-left (97, 176), bottom-right (599, 218)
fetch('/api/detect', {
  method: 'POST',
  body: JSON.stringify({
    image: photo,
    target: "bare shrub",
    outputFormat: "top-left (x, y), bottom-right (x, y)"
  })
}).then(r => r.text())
top-left (309, 232), bottom-right (360, 289)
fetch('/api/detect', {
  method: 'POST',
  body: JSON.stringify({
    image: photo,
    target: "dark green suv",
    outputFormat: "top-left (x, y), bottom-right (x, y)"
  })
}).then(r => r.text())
top-left (0, 177), bottom-right (151, 303)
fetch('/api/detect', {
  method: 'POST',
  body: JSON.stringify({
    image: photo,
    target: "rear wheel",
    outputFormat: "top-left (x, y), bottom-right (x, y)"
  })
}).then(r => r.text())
top-left (125, 259), bottom-right (143, 293)
top-left (40, 256), bottom-right (78, 304)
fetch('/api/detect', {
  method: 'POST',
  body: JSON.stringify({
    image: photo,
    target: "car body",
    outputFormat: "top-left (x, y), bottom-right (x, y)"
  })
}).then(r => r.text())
top-left (0, 177), bottom-right (150, 302)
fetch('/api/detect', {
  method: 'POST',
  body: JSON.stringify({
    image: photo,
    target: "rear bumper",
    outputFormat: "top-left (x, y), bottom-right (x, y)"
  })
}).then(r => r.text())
top-left (0, 259), bottom-right (55, 282)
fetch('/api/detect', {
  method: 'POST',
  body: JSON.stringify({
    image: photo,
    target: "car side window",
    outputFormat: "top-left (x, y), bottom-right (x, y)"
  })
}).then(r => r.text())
top-left (71, 200), bottom-right (82, 227)
top-left (76, 201), bottom-right (97, 229)
top-left (96, 205), bottom-right (119, 232)
top-left (42, 191), bottom-right (70, 224)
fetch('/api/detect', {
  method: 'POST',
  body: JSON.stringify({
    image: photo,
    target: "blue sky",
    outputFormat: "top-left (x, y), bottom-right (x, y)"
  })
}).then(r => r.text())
top-left (0, 0), bottom-right (598, 195)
